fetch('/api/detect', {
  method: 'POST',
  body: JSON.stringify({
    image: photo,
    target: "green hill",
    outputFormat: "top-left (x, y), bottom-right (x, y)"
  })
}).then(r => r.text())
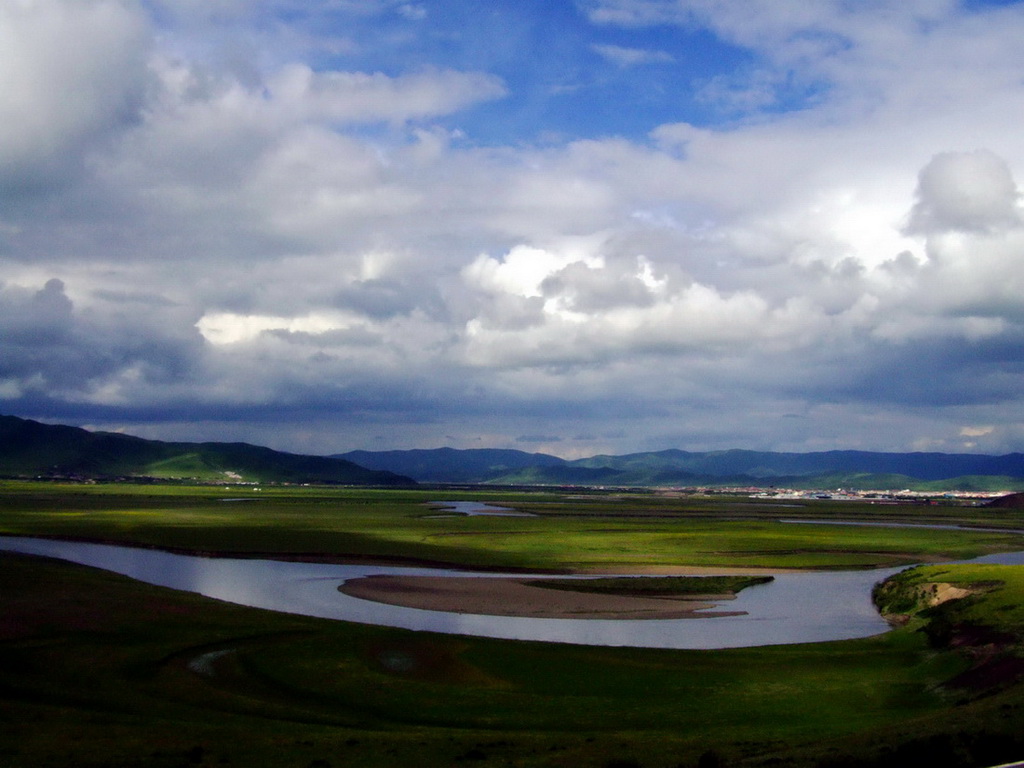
top-left (336, 447), bottom-right (565, 483)
top-left (0, 415), bottom-right (413, 486)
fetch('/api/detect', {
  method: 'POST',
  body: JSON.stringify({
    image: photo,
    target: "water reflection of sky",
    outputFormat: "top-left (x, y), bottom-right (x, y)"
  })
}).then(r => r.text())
top-left (428, 501), bottom-right (537, 517)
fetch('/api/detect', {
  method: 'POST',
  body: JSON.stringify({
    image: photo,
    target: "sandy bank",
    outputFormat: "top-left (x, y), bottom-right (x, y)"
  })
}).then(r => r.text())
top-left (339, 575), bottom-right (753, 619)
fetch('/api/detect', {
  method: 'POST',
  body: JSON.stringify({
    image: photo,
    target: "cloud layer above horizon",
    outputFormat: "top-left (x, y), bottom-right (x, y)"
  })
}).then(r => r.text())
top-left (3, 0), bottom-right (1024, 457)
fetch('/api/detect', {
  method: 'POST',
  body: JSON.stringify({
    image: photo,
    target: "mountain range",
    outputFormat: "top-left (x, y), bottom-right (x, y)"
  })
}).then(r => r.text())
top-left (2, 415), bottom-right (1023, 490)
top-left (336, 447), bottom-right (1024, 491)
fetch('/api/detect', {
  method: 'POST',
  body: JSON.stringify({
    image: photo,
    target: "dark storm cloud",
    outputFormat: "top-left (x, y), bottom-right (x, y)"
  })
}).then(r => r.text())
top-left (0, 277), bottom-right (202, 401)
top-left (829, 334), bottom-right (1024, 409)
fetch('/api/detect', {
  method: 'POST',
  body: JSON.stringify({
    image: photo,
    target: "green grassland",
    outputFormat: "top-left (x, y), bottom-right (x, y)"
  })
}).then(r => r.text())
top-left (1, 481), bottom-right (1023, 570)
top-left (524, 574), bottom-right (774, 597)
top-left (4, 482), bottom-right (1024, 767)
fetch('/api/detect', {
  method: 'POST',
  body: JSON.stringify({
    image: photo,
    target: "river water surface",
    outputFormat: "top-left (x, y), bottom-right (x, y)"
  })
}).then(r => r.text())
top-left (3, 507), bottom-right (1023, 649)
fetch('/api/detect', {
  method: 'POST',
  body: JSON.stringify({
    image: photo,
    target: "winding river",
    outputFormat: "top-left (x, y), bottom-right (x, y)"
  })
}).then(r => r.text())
top-left (2, 503), bottom-right (1022, 650)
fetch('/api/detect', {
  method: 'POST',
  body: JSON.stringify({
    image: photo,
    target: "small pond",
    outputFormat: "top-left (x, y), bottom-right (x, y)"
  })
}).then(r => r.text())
top-left (427, 501), bottom-right (538, 517)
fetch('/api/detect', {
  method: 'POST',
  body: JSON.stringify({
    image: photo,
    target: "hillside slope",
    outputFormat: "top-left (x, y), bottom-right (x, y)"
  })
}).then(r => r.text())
top-left (336, 447), bottom-right (565, 483)
top-left (0, 415), bottom-right (413, 485)
top-left (339, 446), bottom-right (1024, 490)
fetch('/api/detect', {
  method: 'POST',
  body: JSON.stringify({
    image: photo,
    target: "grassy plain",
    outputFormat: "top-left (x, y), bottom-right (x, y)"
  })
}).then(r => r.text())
top-left (1, 481), bottom-right (1023, 570)
top-left (3, 482), bottom-right (1024, 767)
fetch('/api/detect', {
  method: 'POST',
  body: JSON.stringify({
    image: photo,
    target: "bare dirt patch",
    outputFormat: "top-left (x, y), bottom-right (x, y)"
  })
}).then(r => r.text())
top-left (926, 582), bottom-right (976, 607)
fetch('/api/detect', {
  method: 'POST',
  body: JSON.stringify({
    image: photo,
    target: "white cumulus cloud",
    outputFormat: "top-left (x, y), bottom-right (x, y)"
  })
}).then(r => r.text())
top-left (0, 0), bottom-right (149, 186)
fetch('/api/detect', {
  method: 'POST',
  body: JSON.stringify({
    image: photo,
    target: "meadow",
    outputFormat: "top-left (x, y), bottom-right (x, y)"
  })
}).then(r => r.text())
top-left (3, 481), bottom-right (1024, 767)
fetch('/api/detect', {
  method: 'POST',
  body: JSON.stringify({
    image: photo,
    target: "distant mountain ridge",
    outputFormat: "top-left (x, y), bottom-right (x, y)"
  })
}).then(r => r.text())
top-left (335, 447), bottom-right (1024, 491)
top-left (0, 415), bottom-right (413, 486)
top-left (338, 448), bottom-right (565, 484)
top-left (569, 448), bottom-right (1024, 481)
top-left (3, 415), bottom-right (1021, 490)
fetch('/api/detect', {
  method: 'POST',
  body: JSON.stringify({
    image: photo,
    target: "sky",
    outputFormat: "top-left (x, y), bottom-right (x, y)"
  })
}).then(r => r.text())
top-left (3, 0), bottom-right (1024, 459)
